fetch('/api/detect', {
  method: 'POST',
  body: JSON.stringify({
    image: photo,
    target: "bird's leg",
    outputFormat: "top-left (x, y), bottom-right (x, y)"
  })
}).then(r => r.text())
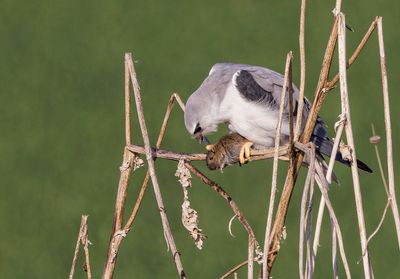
top-left (239, 141), bottom-right (253, 165)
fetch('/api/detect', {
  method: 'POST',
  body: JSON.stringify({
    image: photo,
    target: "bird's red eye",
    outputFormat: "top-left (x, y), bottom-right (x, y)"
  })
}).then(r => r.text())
top-left (194, 123), bottom-right (202, 134)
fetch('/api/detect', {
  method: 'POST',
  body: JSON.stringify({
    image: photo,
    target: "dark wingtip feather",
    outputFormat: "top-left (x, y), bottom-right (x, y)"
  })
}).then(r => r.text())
top-left (356, 159), bottom-right (373, 173)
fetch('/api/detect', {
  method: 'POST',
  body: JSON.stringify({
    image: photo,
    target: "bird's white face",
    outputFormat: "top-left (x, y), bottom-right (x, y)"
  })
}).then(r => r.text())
top-left (185, 113), bottom-right (218, 144)
top-left (184, 94), bottom-right (220, 144)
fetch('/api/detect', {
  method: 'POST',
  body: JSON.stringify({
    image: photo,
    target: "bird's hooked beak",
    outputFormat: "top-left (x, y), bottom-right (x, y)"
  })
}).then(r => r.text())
top-left (193, 123), bottom-right (210, 144)
top-left (194, 130), bottom-right (210, 144)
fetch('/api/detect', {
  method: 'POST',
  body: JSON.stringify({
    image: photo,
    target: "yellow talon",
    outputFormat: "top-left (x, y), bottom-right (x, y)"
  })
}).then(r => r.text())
top-left (239, 141), bottom-right (253, 165)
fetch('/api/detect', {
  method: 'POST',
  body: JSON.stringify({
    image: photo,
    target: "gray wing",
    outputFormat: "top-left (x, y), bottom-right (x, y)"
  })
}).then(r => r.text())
top-left (233, 66), bottom-right (333, 156)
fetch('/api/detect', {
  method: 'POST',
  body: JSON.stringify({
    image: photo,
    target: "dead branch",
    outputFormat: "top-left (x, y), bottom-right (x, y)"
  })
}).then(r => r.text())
top-left (126, 143), bottom-right (289, 163)
top-left (70, 215), bottom-right (92, 279)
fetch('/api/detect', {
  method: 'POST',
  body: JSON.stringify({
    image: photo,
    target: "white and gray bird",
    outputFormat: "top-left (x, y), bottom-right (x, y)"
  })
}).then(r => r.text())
top-left (184, 63), bottom-right (372, 172)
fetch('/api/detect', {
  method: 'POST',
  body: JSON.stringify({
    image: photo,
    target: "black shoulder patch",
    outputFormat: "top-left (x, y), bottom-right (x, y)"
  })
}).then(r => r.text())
top-left (234, 70), bottom-right (276, 106)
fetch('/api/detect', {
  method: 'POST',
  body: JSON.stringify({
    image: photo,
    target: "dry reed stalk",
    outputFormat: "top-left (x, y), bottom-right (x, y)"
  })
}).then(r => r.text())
top-left (266, 17), bottom-right (339, 273)
top-left (69, 215), bottom-right (92, 279)
top-left (377, 17), bottom-right (400, 249)
top-left (314, 163), bottom-right (351, 278)
top-left (126, 54), bottom-right (186, 278)
top-left (310, 114), bottom-right (344, 275)
top-left (338, 13), bottom-right (372, 278)
top-left (305, 182), bottom-right (315, 279)
top-left (331, 221), bottom-right (338, 279)
top-left (103, 148), bottom-right (136, 279)
top-left (248, 236), bottom-right (255, 279)
top-left (262, 52), bottom-right (293, 278)
top-left (299, 144), bottom-right (316, 279)
top-left (125, 59), bottom-right (131, 145)
top-left (124, 93), bottom-right (186, 232)
top-left (325, 116), bottom-right (345, 184)
top-left (310, 196), bottom-right (325, 277)
top-left (294, 0), bottom-right (307, 142)
top-left (294, 141), bottom-right (351, 277)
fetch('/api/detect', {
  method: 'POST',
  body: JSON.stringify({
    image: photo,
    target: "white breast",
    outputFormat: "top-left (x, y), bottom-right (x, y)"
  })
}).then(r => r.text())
top-left (219, 83), bottom-right (290, 147)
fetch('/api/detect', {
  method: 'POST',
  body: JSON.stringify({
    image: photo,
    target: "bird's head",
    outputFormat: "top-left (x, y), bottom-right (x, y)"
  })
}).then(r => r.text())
top-left (184, 93), bottom-right (219, 145)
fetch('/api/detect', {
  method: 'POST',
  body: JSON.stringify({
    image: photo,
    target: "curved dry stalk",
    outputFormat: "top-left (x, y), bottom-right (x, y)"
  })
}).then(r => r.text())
top-left (360, 199), bottom-right (391, 262)
top-left (184, 162), bottom-right (260, 249)
top-left (220, 260), bottom-right (248, 279)
top-left (377, 17), bottom-right (400, 250)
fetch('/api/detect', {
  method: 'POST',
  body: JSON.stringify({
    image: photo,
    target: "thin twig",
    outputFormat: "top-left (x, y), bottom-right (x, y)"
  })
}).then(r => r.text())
top-left (220, 260), bottom-right (248, 279)
top-left (377, 17), bottom-right (400, 249)
top-left (338, 13), bottom-right (372, 278)
top-left (371, 124), bottom-right (389, 196)
top-left (70, 215), bottom-right (92, 279)
top-left (326, 115), bottom-right (345, 184)
top-left (127, 53), bottom-right (186, 278)
top-left (262, 52), bottom-right (293, 279)
top-left (359, 199), bottom-right (391, 262)
top-left (327, 17), bottom-right (379, 89)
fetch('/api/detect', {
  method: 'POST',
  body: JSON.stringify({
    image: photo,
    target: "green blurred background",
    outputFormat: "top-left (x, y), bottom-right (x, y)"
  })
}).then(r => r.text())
top-left (1, 0), bottom-right (399, 278)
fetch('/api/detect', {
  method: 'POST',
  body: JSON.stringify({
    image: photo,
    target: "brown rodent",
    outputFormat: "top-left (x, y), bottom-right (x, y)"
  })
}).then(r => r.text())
top-left (206, 133), bottom-right (252, 170)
